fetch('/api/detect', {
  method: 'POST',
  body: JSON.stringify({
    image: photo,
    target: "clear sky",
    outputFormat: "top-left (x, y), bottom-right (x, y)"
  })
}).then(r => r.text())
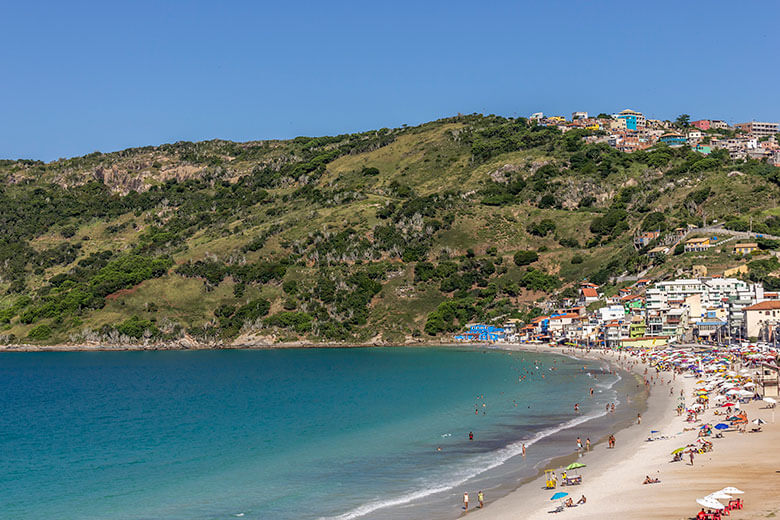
top-left (2, 0), bottom-right (778, 161)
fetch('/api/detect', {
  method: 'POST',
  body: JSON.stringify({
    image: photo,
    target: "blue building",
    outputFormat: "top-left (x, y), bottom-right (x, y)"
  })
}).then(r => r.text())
top-left (615, 109), bottom-right (645, 131)
top-left (454, 324), bottom-right (507, 342)
top-left (659, 132), bottom-right (687, 147)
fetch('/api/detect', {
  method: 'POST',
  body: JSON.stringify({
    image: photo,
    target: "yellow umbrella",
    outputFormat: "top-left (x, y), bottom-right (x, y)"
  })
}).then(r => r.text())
top-left (671, 447), bottom-right (686, 455)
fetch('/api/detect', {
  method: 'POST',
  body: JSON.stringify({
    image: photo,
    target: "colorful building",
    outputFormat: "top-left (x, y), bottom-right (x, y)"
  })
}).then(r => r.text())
top-left (691, 119), bottom-right (711, 131)
top-left (659, 132), bottom-right (687, 147)
top-left (684, 237), bottom-right (711, 252)
top-left (732, 243), bottom-right (758, 255)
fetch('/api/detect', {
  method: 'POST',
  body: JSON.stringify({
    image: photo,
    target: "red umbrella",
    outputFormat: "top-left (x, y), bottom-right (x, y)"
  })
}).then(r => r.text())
top-left (722, 402), bottom-right (735, 407)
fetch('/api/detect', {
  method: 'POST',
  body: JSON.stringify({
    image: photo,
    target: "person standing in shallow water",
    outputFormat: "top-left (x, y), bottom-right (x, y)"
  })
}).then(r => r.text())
top-left (463, 492), bottom-right (469, 510)
top-left (478, 490), bottom-right (484, 508)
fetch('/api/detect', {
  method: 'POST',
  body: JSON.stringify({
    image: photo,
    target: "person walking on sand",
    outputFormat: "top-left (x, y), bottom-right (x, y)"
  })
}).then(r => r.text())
top-left (478, 490), bottom-right (484, 508)
top-left (689, 451), bottom-right (695, 466)
top-left (637, 413), bottom-right (641, 424)
top-left (463, 492), bottom-right (469, 510)
top-left (586, 437), bottom-right (591, 451)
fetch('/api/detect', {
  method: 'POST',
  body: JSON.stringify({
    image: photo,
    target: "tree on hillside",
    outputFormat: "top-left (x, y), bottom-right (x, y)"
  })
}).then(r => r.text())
top-left (675, 114), bottom-right (690, 127)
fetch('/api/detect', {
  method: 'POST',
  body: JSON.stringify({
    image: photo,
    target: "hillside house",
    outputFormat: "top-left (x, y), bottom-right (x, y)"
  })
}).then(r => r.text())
top-left (648, 246), bottom-right (669, 258)
top-left (634, 231), bottom-right (660, 247)
top-left (732, 243), bottom-right (758, 255)
top-left (685, 237), bottom-right (711, 252)
top-left (580, 287), bottom-right (600, 305)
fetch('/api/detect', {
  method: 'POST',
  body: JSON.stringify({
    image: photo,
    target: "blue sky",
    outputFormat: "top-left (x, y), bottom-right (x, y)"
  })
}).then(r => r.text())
top-left (2, 1), bottom-right (778, 161)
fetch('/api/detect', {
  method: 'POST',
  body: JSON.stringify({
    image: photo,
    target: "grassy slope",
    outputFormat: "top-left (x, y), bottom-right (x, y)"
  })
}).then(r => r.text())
top-left (2, 115), bottom-right (780, 344)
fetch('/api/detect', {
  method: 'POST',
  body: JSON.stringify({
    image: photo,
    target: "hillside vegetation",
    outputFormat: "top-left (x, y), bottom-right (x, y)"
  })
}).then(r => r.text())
top-left (2, 114), bottom-right (780, 346)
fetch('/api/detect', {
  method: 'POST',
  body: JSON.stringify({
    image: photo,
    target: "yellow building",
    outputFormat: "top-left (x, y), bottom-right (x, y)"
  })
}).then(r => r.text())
top-left (732, 243), bottom-right (758, 255)
top-left (684, 237), bottom-right (711, 252)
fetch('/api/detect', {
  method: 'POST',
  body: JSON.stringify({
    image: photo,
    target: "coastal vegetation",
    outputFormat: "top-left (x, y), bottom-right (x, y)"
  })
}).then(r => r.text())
top-left (2, 114), bottom-right (780, 345)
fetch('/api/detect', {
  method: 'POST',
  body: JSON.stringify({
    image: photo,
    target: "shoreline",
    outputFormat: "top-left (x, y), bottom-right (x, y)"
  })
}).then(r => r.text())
top-left (468, 344), bottom-right (780, 519)
top-left (456, 344), bottom-right (669, 520)
top-left (0, 340), bottom-right (474, 352)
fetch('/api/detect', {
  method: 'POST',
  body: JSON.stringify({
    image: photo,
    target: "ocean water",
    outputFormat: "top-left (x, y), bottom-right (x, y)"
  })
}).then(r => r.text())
top-left (0, 347), bottom-right (632, 520)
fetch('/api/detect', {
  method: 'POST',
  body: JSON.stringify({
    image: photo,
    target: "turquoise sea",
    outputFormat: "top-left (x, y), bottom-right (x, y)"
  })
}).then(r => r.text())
top-left (0, 347), bottom-right (635, 519)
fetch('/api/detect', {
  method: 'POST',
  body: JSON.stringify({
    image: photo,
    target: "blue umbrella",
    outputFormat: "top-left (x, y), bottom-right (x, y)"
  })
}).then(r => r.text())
top-left (715, 423), bottom-right (729, 430)
top-left (551, 492), bottom-right (569, 500)
top-left (650, 430), bottom-right (659, 433)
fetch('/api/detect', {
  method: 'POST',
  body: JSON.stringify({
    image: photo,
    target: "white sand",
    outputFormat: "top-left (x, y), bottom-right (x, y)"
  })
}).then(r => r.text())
top-left (465, 346), bottom-right (780, 519)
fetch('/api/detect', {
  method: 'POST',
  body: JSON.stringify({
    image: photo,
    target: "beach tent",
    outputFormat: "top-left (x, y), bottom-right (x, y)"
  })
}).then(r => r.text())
top-left (752, 418), bottom-right (766, 425)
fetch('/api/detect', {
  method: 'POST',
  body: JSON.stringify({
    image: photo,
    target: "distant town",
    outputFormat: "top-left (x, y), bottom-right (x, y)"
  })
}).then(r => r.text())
top-left (528, 109), bottom-right (780, 166)
top-left (456, 274), bottom-right (780, 348)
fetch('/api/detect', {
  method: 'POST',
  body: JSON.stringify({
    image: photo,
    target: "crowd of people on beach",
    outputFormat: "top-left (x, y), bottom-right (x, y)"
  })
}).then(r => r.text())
top-left (454, 341), bottom-right (777, 517)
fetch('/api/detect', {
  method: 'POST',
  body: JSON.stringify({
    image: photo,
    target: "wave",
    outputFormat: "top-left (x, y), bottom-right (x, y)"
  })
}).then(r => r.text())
top-left (320, 407), bottom-right (611, 520)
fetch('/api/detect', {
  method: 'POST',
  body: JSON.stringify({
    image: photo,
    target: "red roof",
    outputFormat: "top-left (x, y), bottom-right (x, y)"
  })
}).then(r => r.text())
top-left (582, 287), bottom-right (598, 298)
top-left (551, 313), bottom-right (580, 321)
top-left (745, 301), bottom-right (780, 311)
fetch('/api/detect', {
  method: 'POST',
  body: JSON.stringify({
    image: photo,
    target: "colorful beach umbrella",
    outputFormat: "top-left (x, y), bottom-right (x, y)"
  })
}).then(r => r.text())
top-left (671, 447), bottom-right (686, 455)
top-left (551, 492), bottom-right (568, 500)
top-left (715, 423), bottom-right (729, 430)
top-left (565, 462), bottom-right (586, 470)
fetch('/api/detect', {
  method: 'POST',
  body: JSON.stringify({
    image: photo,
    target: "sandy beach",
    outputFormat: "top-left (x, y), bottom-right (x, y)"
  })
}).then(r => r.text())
top-left (466, 345), bottom-right (780, 520)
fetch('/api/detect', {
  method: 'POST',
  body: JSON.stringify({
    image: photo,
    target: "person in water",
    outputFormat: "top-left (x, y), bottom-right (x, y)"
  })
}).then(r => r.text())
top-left (478, 491), bottom-right (484, 508)
top-left (463, 492), bottom-right (469, 510)
top-left (469, 431), bottom-right (474, 441)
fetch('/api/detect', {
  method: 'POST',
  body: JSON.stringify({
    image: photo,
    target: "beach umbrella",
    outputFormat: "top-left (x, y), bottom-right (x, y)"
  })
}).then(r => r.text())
top-left (565, 462), bottom-right (586, 470)
top-left (715, 423), bottom-right (729, 430)
top-left (696, 497), bottom-right (725, 510)
top-left (671, 447), bottom-right (686, 455)
top-left (707, 491), bottom-right (732, 500)
top-left (752, 418), bottom-right (766, 425)
top-left (722, 402), bottom-right (735, 407)
top-left (764, 397), bottom-right (777, 405)
top-left (720, 487), bottom-right (744, 494)
top-left (551, 492), bottom-right (568, 500)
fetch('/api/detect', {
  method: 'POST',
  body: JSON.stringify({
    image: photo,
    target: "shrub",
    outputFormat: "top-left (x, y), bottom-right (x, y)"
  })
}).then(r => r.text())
top-left (27, 324), bottom-right (52, 340)
top-left (527, 219), bottom-right (556, 237)
top-left (513, 250), bottom-right (539, 266)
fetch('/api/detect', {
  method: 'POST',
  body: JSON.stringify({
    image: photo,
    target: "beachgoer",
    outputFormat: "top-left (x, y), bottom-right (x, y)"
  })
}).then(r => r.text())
top-left (469, 431), bottom-right (474, 441)
top-left (689, 451), bottom-right (694, 465)
top-left (522, 443), bottom-right (526, 457)
top-left (478, 491), bottom-right (484, 508)
top-left (574, 403), bottom-right (579, 413)
top-left (463, 492), bottom-right (469, 510)
top-left (637, 413), bottom-right (641, 424)
top-left (586, 438), bottom-right (591, 451)
top-left (576, 437), bottom-right (582, 451)
top-left (611, 403), bottom-right (615, 413)
top-left (577, 495), bottom-right (587, 504)
top-left (590, 387), bottom-right (594, 396)
top-left (564, 497), bottom-right (574, 507)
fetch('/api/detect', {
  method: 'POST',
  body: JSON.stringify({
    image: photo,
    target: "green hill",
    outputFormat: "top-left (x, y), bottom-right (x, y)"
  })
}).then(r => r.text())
top-left (2, 114), bottom-right (780, 346)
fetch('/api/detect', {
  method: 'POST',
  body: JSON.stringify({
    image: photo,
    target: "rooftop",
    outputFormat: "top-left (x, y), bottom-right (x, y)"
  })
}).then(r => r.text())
top-left (744, 301), bottom-right (780, 311)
